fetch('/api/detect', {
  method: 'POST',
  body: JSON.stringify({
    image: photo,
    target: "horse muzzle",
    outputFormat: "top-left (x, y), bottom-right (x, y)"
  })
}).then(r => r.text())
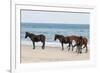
top-left (25, 36), bottom-right (27, 39)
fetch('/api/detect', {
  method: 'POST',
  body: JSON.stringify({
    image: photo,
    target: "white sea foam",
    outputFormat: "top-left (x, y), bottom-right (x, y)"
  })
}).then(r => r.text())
top-left (21, 41), bottom-right (55, 45)
top-left (21, 40), bottom-right (89, 49)
top-left (21, 41), bottom-right (69, 47)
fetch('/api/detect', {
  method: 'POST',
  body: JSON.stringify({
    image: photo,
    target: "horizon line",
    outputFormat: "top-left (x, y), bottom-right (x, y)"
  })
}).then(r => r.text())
top-left (21, 22), bottom-right (89, 25)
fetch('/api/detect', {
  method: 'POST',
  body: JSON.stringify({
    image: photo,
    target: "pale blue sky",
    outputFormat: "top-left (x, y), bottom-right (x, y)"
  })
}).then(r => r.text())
top-left (21, 10), bottom-right (90, 24)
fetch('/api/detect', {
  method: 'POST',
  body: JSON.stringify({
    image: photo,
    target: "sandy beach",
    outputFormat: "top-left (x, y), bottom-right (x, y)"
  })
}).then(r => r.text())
top-left (21, 45), bottom-right (89, 63)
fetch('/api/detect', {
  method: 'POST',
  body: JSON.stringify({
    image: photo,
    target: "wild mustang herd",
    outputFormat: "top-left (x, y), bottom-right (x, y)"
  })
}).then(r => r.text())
top-left (25, 32), bottom-right (88, 54)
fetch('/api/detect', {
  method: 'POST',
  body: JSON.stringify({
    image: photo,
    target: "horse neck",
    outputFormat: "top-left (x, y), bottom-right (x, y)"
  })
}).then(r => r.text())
top-left (71, 37), bottom-right (79, 41)
top-left (28, 34), bottom-right (33, 39)
top-left (57, 36), bottom-right (64, 42)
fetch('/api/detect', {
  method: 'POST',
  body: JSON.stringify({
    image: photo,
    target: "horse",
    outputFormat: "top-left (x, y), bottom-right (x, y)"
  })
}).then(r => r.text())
top-left (75, 36), bottom-right (83, 54)
top-left (67, 35), bottom-right (88, 51)
top-left (73, 36), bottom-right (88, 53)
top-left (82, 37), bottom-right (88, 53)
top-left (66, 35), bottom-right (88, 53)
top-left (54, 34), bottom-right (71, 51)
top-left (66, 35), bottom-right (81, 51)
top-left (54, 34), bottom-right (88, 53)
top-left (25, 32), bottom-right (46, 49)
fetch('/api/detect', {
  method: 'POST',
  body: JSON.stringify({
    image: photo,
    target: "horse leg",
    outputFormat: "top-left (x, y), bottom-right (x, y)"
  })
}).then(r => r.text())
top-left (80, 48), bottom-right (82, 54)
top-left (72, 45), bottom-right (74, 51)
top-left (42, 41), bottom-right (45, 49)
top-left (85, 45), bottom-right (88, 53)
top-left (73, 44), bottom-right (77, 52)
top-left (76, 47), bottom-right (78, 52)
top-left (77, 47), bottom-right (80, 54)
top-left (68, 43), bottom-right (70, 51)
top-left (71, 43), bottom-right (74, 51)
top-left (32, 42), bottom-right (35, 49)
top-left (79, 45), bottom-right (82, 54)
top-left (67, 45), bottom-right (69, 49)
top-left (77, 46), bottom-right (81, 54)
top-left (61, 43), bottom-right (64, 51)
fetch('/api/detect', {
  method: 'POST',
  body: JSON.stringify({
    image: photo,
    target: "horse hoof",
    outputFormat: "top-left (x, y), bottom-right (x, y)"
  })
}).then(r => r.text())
top-left (85, 52), bottom-right (88, 53)
top-left (85, 51), bottom-right (88, 53)
top-left (62, 49), bottom-right (64, 51)
top-left (80, 52), bottom-right (82, 54)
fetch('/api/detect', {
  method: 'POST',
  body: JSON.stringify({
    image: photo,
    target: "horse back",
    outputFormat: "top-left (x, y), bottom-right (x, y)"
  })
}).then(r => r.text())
top-left (38, 34), bottom-right (46, 41)
top-left (31, 34), bottom-right (45, 42)
top-left (82, 37), bottom-right (88, 44)
top-left (68, 35), bottom-right (79, 42)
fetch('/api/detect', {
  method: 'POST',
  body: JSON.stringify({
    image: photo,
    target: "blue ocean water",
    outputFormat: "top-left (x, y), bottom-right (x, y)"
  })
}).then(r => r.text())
top-left (21, 23), bottom-right (89, 43)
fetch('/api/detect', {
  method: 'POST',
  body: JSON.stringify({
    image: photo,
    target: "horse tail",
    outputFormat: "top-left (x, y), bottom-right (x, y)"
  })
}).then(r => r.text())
top-left (83, 37), bottom-right (88, 48)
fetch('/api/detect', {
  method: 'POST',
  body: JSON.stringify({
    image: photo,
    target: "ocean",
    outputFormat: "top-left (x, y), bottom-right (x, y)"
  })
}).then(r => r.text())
top-left (21, 23), bottom-right (89, 45)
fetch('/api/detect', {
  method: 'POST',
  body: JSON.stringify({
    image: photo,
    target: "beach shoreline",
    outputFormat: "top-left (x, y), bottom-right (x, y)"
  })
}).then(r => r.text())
top-left (21, 44), bottom-right (90, 63)
top-left (21, 41), bottom-right (90, 48)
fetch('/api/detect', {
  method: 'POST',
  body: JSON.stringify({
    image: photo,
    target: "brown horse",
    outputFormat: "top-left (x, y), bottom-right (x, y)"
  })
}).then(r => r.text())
top-left (25, 32), bottom-right (46, 49)
top-left (66, 35), bottom-right (88, 52)
top-left (65, 35), bottom-right (80, 51)
top-left (54, 34), bottom-right (88, 53)
top-left (75, 36), bottom-right (83, 54)
top-left (73, 36), bottom-right (88, 53)
top-left (54, 34), bottom-right (71, 50)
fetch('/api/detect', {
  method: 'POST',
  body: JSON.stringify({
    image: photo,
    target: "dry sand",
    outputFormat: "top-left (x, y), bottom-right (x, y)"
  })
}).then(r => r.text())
top-left (21, 45), bottom-right (89, 63)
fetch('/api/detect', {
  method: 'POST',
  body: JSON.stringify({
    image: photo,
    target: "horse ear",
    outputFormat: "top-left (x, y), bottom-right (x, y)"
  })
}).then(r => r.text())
top-left (55, 34), bottom-right (58, 36)
top-left (26, 32), bottom-right (28, 34)
top-left (30, 32), bottom-right (33, 34)
top-left (80, 36), bottom-right (82, 39)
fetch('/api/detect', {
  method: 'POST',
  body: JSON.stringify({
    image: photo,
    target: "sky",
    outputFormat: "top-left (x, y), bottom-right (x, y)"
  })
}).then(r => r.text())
top-left (21, 10), bottom-right (90, 24)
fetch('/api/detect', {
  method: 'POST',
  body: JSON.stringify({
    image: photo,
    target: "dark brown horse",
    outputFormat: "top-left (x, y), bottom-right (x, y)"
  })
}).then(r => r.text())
top-left (25, 32), bottom-right (46, 49)
top-left (54, 34), bottom-right (71, 50)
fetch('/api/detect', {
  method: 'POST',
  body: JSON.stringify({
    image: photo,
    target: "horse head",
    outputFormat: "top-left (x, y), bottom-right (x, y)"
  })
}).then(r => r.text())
top-left (54, 34), bottom-right (58, 41)
top-left (25, 32), bottom-right (29, 38)
top-left (54, 34), bottom-right (64, 41)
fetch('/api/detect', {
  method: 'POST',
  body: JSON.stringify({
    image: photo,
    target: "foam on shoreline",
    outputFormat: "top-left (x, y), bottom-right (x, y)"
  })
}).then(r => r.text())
top-left (21, 40), bottom-right (89, 48)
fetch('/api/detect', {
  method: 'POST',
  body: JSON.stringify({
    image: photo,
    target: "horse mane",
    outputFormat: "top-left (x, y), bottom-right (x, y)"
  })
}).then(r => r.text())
top-left (26, 32), bottom-right (35, 35)
top-left (55, 34), bottom-right (64, 37)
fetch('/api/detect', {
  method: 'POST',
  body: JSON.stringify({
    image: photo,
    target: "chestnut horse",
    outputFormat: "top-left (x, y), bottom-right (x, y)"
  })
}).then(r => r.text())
top-left (75, 36), bottom-right (83, 54)
top-left (66, 35), bottom-right (80, 51)
top-left (73, 36), bottom-right (88, 53)
top-left (25, 32), bottom-right (46, 49)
